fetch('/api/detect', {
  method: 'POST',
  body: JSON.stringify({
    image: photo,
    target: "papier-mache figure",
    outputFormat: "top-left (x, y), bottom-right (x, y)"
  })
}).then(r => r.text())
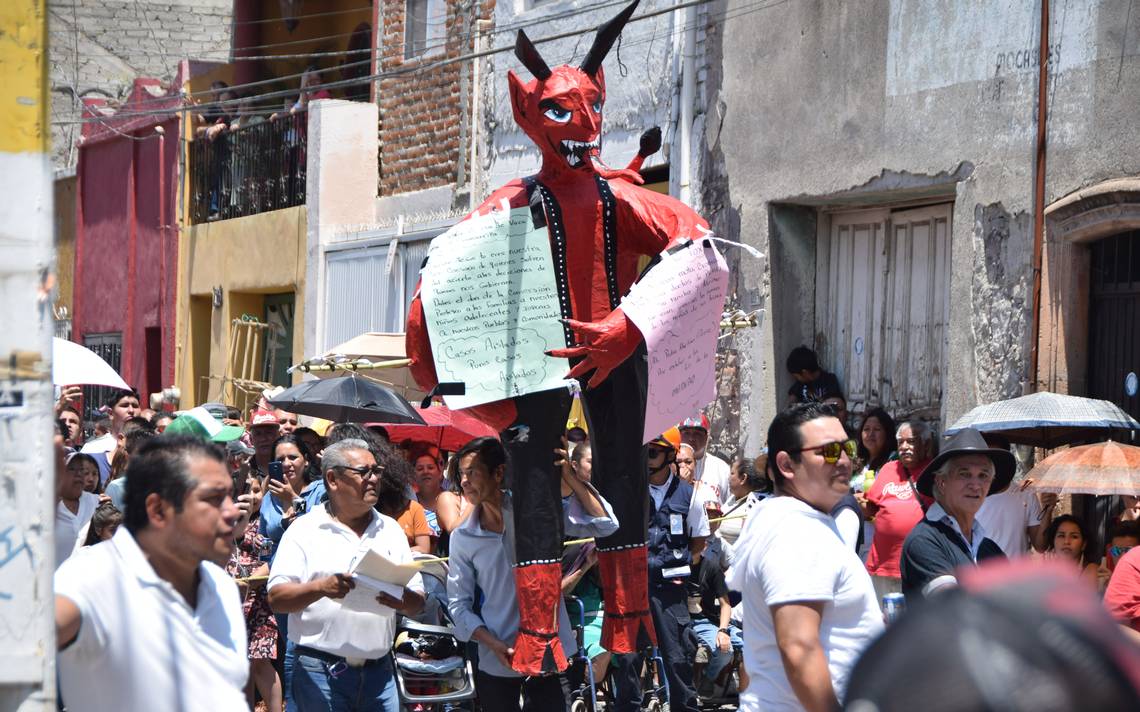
top-left (406, 1), bottom-right (709, 674)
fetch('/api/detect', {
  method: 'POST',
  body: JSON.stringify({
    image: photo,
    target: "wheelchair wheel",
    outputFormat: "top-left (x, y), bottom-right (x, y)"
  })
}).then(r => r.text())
top-left (570, 699), bottom-right (589, 712)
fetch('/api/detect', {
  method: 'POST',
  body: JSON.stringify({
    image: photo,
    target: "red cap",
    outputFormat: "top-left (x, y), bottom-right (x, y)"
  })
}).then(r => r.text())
top-left (250, 409), bottom-right (280, 428)
top-left (679, 414), bottom-right (710, 431)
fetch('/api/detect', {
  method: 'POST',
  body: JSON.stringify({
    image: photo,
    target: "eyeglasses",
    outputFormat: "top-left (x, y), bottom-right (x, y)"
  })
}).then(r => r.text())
top-left (792, 439), bottom-right (858, 464)
top-left (646, 446), bottom-right (672, 458)
top-left (1110, 545), bottom-right (1135, 559)
top-left (335, 464), bottom-right (385, 481)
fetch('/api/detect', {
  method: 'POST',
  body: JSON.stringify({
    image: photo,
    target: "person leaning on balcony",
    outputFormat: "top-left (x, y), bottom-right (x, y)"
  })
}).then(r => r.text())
top-left (196, 80), bottom-right (235, 141)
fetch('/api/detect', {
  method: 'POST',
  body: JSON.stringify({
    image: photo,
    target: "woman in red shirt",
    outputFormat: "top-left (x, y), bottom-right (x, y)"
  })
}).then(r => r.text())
top-left (862, 420), bottom-right (934, 599)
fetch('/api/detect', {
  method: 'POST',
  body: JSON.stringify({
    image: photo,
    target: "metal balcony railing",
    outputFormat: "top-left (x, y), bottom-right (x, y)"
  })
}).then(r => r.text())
top-left (189, 112), bottom-right (307, 223)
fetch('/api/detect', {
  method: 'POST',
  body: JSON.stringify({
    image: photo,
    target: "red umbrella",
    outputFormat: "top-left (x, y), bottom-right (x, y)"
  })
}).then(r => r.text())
top-left (376, 404), bottom-right (498, 451)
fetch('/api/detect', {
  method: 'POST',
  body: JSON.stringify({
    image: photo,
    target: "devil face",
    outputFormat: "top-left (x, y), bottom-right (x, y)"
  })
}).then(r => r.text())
top-left (509, 66), bottom-right (606, 174)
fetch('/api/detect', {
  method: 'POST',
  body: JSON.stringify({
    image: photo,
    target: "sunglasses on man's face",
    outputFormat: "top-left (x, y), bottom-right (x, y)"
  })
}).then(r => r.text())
top-left (646, 446), bottom-right (671, 459)
top-left (1110, 545), bottom-right (1135, 559)
top-left (793, 439), bottom-right (859, 464)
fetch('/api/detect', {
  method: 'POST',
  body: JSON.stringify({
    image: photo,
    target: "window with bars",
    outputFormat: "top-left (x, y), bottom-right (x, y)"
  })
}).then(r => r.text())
top-left (81, 333), bottom-right (125, 420)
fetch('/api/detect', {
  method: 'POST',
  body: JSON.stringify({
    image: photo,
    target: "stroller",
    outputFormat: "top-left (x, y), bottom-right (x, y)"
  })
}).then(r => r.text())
top-left (393, 557), bottom-right (477, 712)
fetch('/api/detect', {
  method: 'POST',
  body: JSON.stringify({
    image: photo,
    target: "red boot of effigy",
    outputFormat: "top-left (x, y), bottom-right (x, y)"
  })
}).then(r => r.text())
top-left (597, 545), bottom-right (656, 654)
top-left (511, 561), bottom-right (569, 675)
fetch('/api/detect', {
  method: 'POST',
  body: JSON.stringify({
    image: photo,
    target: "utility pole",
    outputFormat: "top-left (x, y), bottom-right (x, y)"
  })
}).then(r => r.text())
top-left (0, 1), bottom-right (57, 709)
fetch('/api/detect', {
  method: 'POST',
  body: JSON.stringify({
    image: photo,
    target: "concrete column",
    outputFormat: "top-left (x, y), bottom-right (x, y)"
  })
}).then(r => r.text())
top-left (303, 99), bottom-right (379, 366)
top-left (0, 1), bottom-right (57, 709)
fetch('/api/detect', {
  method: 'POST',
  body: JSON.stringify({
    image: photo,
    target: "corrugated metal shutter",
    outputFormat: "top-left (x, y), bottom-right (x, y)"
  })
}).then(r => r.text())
top-left (816, 203), bottom-right (952, 420)
top-left (323, 235), bottom-right (440, 352)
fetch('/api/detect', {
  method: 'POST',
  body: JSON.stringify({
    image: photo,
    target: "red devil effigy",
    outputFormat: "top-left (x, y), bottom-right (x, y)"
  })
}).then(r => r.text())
top-left (406, 1), bottom-right (709, 675)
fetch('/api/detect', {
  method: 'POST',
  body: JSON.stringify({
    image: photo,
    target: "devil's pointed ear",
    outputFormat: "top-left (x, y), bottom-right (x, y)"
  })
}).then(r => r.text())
top-left (580, 0), bottom-right (640, 77)
top-left (514, 30), bottom-right (551, 81)
top-left (507, 70), bottom-right (531, 127)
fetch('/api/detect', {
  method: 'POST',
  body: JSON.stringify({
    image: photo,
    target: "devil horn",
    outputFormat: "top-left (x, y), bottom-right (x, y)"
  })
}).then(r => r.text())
top-left (580, 0), bottom-right (640, 76)
top-left (514, 30), bottom-right (552, 81)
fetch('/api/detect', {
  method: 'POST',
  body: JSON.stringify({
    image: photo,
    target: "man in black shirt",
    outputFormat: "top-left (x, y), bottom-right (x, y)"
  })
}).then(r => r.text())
top-left (785, 346), bottom-right (843, 406)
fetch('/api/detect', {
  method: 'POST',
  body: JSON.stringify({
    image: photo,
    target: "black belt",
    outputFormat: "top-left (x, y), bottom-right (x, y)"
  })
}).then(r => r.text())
top-left (295, 645), bottom-right (388, 669)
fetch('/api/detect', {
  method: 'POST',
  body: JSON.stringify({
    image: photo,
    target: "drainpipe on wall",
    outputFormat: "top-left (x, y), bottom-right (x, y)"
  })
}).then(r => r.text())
top-left (1029, 0), bottom-right (1049, 392)
top-left (157, 125), bottom-right (166, 394)
top-left (468, 18), bottom-right (489, 210)
top-left (678, 3), bottom-right (697, 206)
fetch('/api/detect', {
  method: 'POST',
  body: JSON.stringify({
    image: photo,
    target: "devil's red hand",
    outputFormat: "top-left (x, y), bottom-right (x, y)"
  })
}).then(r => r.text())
top-left (548, 309), bottom-right (642, 389)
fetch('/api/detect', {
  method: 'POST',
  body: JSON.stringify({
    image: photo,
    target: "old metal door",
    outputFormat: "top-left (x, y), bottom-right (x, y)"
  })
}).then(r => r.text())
top-left (1088, 230), bottom-right (1140, 421)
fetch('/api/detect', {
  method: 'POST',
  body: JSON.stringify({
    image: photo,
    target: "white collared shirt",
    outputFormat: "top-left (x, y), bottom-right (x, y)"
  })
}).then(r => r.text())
top-left (268, 503), bottom-right (424, 659)
top-left (54, 527), bottom-right (249, 712)
top-left (926, 502), bottom-right (990, 563)
top-left (55, 492), bottom-right (101, 568)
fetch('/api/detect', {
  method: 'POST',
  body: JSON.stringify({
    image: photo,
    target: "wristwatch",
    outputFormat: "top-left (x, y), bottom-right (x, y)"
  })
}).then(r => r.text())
top-left (718, 627), bottom-right (730, 634)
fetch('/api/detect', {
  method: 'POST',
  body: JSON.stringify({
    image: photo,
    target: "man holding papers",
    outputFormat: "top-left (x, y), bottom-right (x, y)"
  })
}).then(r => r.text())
top-left (268, 439), bottom-right (425, 712)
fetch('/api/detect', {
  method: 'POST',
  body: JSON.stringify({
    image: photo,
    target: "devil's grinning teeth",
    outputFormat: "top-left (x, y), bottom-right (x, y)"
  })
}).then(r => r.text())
top-left (560, 139), bottom-right (600, 153)
top-left (560, 139), bottom-right (599, 166)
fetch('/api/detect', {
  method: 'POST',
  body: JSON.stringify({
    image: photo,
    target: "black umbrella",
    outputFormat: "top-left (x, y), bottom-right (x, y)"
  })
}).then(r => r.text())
top-left (267, 374), bottom-right (427, 425)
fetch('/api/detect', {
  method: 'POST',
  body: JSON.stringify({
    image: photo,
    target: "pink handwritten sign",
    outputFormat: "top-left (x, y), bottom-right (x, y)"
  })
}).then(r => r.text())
top-left (621, 241), bottom-right (729, 443)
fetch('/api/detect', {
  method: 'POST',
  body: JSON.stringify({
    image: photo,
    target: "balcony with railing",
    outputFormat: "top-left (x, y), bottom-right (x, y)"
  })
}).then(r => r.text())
top-left (189, 112), bottom-right (307, 223)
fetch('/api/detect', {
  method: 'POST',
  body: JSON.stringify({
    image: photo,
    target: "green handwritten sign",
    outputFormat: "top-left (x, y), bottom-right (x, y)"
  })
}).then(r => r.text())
top-left (420, 206), bottom-right (570, 409)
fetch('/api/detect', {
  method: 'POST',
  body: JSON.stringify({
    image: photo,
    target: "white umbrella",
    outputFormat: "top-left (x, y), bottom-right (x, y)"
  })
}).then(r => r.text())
top-left (52, 337), bottom-right (129, 389)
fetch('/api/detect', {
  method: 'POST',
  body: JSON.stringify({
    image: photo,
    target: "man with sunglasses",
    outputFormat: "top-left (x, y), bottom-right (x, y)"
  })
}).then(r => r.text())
top-left (268, 438), bottom-right (425, 711)
top-left (726, 402), bottom-right (882, 712)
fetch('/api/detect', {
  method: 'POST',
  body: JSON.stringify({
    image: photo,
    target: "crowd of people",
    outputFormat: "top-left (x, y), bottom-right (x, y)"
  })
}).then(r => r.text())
top-left (50, 349), bottom-right (1140, 711)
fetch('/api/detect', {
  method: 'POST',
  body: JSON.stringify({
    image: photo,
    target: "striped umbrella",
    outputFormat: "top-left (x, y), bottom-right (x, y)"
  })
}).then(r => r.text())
top-left (1025, 441), bottom-right (1140, 495)
top-left (945, 392), bottom-right (1140, 448)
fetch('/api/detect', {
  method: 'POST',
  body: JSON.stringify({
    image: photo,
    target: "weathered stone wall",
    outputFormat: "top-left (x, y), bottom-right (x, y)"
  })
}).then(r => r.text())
top-left (713, 0), bottom-right (1140, 448)
top-left (48, 0), bottom-right (233, 169)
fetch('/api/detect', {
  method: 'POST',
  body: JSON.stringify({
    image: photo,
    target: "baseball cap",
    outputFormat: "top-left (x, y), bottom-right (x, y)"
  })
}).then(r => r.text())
top-left (200, 401), bottom-right (229, 421)
top-left (163, 407), bottom-right (246, 443)
top-left (250, 409), bottom-right (280, 428)
top-left (650, 427), bottom-right (682, 451)
top-left (679, 414), bottom-right (710, 432)
top-left (226, 439), bottom-right (255, 456)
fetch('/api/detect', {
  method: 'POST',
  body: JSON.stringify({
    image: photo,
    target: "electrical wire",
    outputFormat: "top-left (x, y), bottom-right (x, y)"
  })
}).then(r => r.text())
top-left (59, 0), bottom-right (644, 120)
top-left (54, 0), bottom-right (781, 128)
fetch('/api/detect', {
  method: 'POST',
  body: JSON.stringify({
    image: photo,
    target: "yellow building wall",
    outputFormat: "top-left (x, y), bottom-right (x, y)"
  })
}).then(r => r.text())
top-left (175, 205), bottom-right (307, 409)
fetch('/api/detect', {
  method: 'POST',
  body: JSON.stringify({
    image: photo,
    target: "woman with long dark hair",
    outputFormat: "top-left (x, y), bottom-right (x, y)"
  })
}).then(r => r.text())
top-left (375, 452), bottom-right (433, 554)
top-left (1044, 514), bottom-right (1099, 587)
top-left (260, 433), bottom-right (324, 546)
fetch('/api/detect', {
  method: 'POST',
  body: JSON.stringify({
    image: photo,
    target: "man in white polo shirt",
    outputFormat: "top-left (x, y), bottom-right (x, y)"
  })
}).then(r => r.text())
top-left (727, 402), bottom-right (883, 712)
top-left (54, 435), bottom-right (249, 712)
top-left (268, 438), bottom-right (425, 712)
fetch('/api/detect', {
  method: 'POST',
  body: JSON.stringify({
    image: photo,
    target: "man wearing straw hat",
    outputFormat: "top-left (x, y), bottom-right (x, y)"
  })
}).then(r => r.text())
top-left (900, 427), bottom-right (1015, 602)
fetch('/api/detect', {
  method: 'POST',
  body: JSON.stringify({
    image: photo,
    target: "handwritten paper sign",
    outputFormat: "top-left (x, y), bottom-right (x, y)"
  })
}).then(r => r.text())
top-left (420, 206), bottom-right (570, 409)
top-left (621, 241), bottom-right (729, 443)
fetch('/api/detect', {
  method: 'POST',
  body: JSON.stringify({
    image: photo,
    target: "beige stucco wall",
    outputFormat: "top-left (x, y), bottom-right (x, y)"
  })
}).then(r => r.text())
top-left (175, 205), bottom-right (307, 408)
